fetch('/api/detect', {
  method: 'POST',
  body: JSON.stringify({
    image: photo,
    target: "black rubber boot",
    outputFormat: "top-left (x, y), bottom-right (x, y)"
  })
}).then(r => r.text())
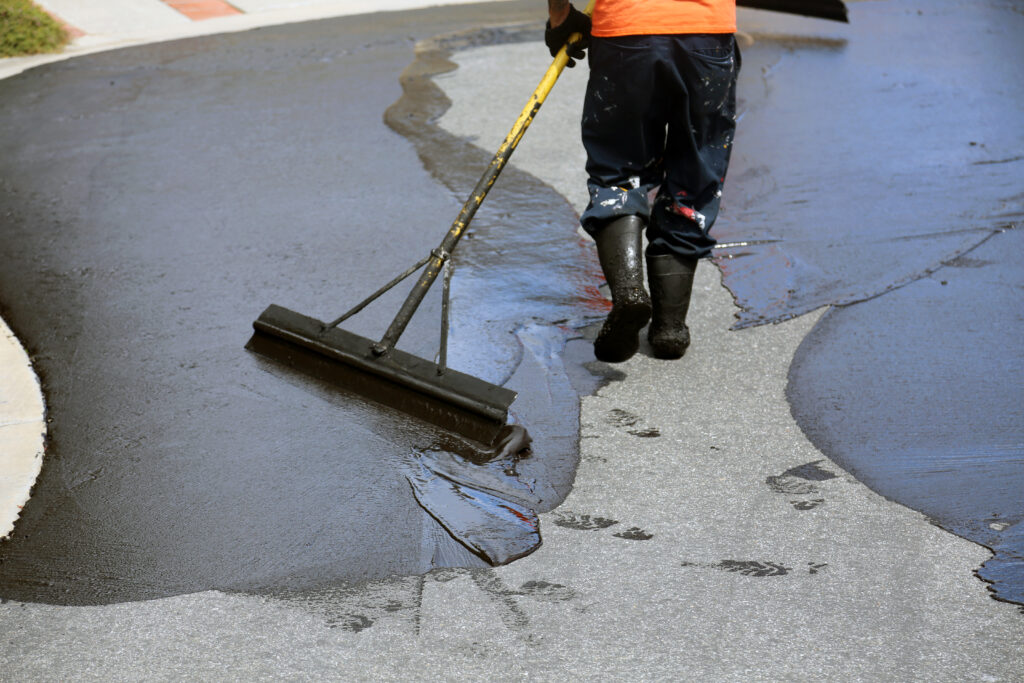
top-left (646, 252), bottom-right (697, 359)
top-left (593, 216), bottom-right (652, 363)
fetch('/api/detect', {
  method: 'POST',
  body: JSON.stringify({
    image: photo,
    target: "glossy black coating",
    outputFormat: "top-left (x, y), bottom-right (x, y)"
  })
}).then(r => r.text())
top-left (405, 438), bottom-right (543, 566)
top-left (716, 1), bottom-right (1022, 330)
top-left (729, 1), bottom-right (1024, 604)
top-left (248, 27), bottom-right (570, 442)
top-left (0, 2), bottom-right (597, 606)
top-left (737, 0), bottom-right (847, 23)
top-left (788, 229), bottom-right (1024, 605)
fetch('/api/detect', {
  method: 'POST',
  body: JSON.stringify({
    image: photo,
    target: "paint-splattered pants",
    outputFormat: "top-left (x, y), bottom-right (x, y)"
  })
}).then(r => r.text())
top-left (580, 33), bottom-right (740, 259)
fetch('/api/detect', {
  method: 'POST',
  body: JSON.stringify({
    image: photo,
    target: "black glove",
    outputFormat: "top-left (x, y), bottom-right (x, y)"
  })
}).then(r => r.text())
top-left (544, 4), bottom-right (591, 67)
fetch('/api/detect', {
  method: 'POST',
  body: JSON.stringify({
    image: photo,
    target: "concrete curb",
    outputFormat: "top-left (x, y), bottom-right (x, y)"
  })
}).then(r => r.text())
top-left (0, 0), bottom-right (513, 81)
top-left (0, 318), bottom-right (45, 540)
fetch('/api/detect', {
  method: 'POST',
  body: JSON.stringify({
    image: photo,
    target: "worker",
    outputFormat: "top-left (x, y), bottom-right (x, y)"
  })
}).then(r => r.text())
top-left (545, 0), bottom-right (740, 362)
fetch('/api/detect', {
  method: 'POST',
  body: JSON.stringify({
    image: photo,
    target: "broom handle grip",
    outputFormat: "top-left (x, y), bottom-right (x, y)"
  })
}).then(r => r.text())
top-left (373, 0), bottom-right (596, 356)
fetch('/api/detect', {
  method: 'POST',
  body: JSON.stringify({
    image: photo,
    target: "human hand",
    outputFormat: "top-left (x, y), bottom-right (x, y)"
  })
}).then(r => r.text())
top-left (544, 3), bottom-right (591, 67)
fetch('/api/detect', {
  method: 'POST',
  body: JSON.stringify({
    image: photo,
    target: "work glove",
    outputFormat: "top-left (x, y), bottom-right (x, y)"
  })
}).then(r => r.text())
top-left (544, 4), bottom-right (591, 67)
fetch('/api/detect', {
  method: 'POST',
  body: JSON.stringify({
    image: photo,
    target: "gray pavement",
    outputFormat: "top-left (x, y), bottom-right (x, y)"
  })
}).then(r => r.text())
top-left (1, 1), bottom-right (1022, 680)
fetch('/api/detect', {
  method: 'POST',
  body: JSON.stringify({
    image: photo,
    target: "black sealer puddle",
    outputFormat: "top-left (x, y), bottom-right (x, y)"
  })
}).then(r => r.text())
top-left (721, 0), bottom-right (1024, 605)
top-left (0, 8), bottom-right (604, 606)
top-left (380, 24), bottom-right (618, 567)
top-left (403, 425), bottom-right (544, 566)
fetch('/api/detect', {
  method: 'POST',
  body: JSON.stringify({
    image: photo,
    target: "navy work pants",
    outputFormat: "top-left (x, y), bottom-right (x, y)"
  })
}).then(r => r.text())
top-left (580, 33), bottom-right (740, 259)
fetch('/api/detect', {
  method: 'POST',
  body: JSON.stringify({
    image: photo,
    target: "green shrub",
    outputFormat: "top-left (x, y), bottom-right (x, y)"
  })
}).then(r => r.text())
top-left (0, 0), bottom-right (70, 58)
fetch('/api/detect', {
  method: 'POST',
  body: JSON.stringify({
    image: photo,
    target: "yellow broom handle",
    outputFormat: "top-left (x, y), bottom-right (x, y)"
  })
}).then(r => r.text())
top-left (375, 0), bottom-right (597, 355)
top-left (499, 0), bottom-right (597, 157)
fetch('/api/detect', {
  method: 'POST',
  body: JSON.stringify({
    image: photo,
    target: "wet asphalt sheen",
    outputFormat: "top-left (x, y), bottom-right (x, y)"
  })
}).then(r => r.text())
top-left (718, 1), bottom-right (1022, 604)
top-left (0, 4), bottom-right (603, 605)
top-left (1, 0), bottom-right (1022, 607)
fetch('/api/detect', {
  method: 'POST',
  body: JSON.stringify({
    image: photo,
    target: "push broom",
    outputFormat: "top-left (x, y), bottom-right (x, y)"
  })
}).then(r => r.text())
top-left (248, 1), bottom-right (598, 446)
top-left (247, 0), bottom-right (847, 446)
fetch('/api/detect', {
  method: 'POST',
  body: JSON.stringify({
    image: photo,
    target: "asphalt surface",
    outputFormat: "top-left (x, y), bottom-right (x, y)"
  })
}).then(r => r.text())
top-left (1, 0), bottom-right (1022, 679)
top-left (789, 225), bottom-right (1024, 604)
top-left (440, 0), bottom-right (1024, 605)
top-left (721, 1), bottom-right (1023, 604)
top-left (0, 3), bottom-right (598, 604)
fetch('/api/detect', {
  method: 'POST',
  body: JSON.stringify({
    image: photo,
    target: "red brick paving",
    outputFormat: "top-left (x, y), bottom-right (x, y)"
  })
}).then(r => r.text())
top-left (162, 0), bottom-right (243, 21)
top-left (43, 9), bottom-right (85, 39)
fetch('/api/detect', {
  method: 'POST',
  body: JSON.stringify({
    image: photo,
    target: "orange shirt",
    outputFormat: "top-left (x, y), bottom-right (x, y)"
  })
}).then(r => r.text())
top-left (591, 0), bottom-right (736, 36)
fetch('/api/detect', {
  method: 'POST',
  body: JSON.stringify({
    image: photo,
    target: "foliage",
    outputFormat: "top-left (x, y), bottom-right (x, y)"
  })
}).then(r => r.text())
top-left (0, 0), bottom-right (70, 58)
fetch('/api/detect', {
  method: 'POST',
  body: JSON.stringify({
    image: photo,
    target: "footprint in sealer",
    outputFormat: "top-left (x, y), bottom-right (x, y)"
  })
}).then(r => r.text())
top-left (552, 512), bottom-right (619, 530)
top-left (613, 526), bottom-right (654, 541)
top-left (714, 560), bottom-right (791, 577)
top-left (681, 560), bottom-right (827, 577)
top-left (329, 614), bottom-right (373, 632)
top-left (679, 560), bottom-right (790, 577)
top-left (767, 460), bottom-right (838, 508)
top-left (790, 498), bottom-right (825, 510)
top-left (605, 408), bottom-right (661, 438)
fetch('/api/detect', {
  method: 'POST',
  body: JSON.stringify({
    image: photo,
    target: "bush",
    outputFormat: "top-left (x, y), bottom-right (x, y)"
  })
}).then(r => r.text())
top-left (0, 0), bottom-right (70, 58)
